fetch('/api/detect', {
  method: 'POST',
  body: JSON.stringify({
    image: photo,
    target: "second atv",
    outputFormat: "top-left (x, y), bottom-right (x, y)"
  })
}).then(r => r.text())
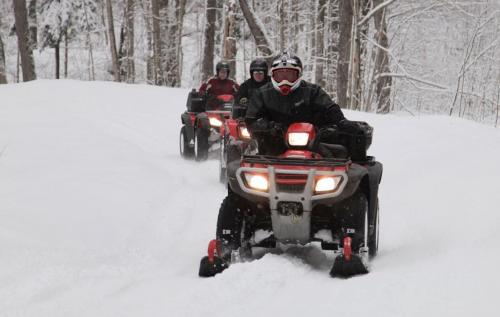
top-left (180, 89), bottom-right (234, 161)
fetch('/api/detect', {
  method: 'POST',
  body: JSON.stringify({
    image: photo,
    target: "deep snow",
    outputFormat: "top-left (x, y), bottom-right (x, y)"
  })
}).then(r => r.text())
top-left (0, 80), bottom-right (499, 316)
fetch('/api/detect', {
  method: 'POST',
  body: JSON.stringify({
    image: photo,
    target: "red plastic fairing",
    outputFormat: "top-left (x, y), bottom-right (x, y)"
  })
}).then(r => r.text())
top-left (285, 123), bottom-right (316, 145)
top-left (343, 237), bottom-right (352, 261)
top-left (281, 150), bottom-right (317, 159)
top-left (225, 119), bottom-right (240, 138)
top-left (217, 94), bottom-right (234, 103)
top-left (207, 239), bottom-right (221, 263)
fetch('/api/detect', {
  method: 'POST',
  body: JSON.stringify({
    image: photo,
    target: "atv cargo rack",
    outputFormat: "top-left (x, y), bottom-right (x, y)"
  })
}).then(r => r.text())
top-left (241, 155), bottom-right (351, 167)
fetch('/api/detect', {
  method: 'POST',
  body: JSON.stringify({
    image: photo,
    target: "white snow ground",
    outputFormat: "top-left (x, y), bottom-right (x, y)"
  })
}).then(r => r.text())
top-left (1, 80), bottom-right (499, 316)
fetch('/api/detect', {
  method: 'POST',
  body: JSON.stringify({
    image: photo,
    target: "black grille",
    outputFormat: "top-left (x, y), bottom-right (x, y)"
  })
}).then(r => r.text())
top-left (277, 183), bottom-right (305, 193)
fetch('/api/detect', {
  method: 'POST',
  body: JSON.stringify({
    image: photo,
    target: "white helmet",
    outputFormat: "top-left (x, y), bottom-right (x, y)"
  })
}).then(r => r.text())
top-left (270, 52), bottom-right (303, 95)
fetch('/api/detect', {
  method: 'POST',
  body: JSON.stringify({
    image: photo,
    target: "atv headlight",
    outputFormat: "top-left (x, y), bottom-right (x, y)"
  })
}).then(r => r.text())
top-left (245, 174), bottom-right (268, 191)
top-left (239, 126), bottom-right (251, 139)
top-left (209, 117), bottom-right (223, 127)
top-left (288, 132), bottom-right (309, 146)
top-left (315, 176), bottom-right (341, 193)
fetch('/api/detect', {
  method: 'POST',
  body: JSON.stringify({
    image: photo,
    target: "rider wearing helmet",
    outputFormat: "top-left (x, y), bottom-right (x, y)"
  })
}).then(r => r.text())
top-left (245, 52), bottom-right (356, 154)
top-left (235, 58), bottom-right (270, 106)
top-left (199, 61), bottom-right (239, 109)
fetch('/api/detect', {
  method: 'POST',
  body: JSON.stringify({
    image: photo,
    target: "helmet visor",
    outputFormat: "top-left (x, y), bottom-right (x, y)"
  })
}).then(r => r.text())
top-left (272, 68), bottom-right (299, 84)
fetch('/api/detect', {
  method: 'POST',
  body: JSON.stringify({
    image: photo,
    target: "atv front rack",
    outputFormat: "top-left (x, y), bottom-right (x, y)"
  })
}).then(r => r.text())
top-left (241, 155), bottom-right (351, 167)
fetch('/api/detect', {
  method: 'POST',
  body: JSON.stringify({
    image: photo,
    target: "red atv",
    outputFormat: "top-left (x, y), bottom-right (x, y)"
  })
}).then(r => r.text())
top-left (218, 104), bottom-right (254, 183)
top-left (199, 121), bottom-right (383, 277)
top-left (179, 90), bottom-right (234, 161)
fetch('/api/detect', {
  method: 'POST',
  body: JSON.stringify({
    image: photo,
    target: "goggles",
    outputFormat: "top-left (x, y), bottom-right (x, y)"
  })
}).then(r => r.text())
top-left (272, 68), bottom-right (300, 86)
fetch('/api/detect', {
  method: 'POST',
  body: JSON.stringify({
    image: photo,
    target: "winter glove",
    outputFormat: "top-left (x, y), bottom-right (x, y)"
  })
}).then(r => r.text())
top-left (250, 118), bottom-right (271, 133)
top-left (269, 122), bottom-right (284, 137)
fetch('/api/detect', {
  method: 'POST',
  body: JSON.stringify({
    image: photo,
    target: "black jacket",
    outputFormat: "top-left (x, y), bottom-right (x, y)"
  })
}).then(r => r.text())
top-left (245, 81), bottom-right (345, 131)
top-left (235, 77), bottom-right (270, 106)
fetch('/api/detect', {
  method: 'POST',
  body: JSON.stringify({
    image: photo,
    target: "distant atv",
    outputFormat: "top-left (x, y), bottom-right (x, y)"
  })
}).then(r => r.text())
top-left (218, 104), bottom-right (253, 183)
top-left (199, 121), bottom-right (383, 277)
top-left (179, 90), bottom-right (234, 161)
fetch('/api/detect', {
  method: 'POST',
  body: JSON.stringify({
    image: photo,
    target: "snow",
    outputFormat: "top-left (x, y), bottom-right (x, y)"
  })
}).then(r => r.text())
top-left (1, 80), bottom-right (500, 316)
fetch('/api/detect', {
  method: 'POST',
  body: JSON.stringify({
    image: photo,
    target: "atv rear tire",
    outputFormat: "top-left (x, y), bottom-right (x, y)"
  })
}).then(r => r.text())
top-left (179, 126), bottom-right (194, 159)
top-left (194, 128), bottom-right (209, 161)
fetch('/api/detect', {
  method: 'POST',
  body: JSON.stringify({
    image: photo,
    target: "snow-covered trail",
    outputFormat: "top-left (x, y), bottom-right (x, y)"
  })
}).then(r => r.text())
top-left (0, 80), bottom-right (499, 316)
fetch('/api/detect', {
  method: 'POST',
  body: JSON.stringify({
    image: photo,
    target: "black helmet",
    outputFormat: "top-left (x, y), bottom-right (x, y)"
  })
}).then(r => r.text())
top-left (249, 58), bottom-right (268, 74)
top-left (216, 61), bottom-right (230, 75)
top-left (270, 52), bottom-right (303, 95)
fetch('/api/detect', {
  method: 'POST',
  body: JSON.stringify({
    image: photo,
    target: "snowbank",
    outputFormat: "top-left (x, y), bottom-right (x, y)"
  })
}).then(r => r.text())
top-left (0, 80), bottom-right (499, 316)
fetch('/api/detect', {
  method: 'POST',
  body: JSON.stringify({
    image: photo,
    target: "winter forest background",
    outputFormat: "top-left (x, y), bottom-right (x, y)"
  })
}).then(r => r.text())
top-left (0, 0), bottom-right (499, 125)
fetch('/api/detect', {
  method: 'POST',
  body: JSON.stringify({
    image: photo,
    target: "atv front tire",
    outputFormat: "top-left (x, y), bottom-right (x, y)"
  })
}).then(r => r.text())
top-left (194, 128), bottom-right (209, 161)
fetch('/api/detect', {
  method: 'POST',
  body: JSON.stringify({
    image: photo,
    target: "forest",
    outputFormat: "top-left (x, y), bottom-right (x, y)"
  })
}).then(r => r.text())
top-left (1, 0), bottom-right (499, 124)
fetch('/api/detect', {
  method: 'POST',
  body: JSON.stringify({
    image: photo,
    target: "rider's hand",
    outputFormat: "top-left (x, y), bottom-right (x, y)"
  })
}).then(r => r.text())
top-left (269, 122), bottom-right (284, 137)
top-left (251, 118), bottom-right (271, 133)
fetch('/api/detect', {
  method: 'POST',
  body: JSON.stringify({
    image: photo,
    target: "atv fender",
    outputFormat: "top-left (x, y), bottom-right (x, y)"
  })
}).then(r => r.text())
top-left (196, 113), bottom-right (211, 131)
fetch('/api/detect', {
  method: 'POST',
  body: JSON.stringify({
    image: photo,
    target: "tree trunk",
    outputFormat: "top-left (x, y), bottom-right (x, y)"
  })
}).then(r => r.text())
top-left (348, 0), bottom-right (361, 110)
top-left (165, 0), bottom-right (185, 86)
top-left (222, 0), bottom-right (237, 78)
top-left (174, 0), bottom-right (186, 86)
top-left (373, 0), bottom-right (392, 113)
top-left (0, 28), bottom-right (7, 84)
top-left (315, 0), bottom-right (327, 88)
top-left (202, 0), bottom-right (217, 81)
top-left (238, 0), bottom-right (273, 63)
top-left (325, 0), bottom-right (339, 98)
top-left (64, 32), bottom-right (68, 78)
top-left (55, 41), bottom-right (60, 79)
top-left (279, 0), bottom-right (286, 51)
top-left (105, 0), bottom-right (121, 82)
top-left (336, 0), bottom-right (352, 107)
top-left (125, 0), bottom-right (135, 83)
top-left (142, 0), bottom-right (153, 83)
top-left (13, 0), bottom-right (36, 82)
top-left (28, 0), bottom-right (37, 49)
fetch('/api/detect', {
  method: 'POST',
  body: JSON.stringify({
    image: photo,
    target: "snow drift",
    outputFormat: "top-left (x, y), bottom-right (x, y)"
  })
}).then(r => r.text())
top-left (0, 80), bottom-right (499, 316)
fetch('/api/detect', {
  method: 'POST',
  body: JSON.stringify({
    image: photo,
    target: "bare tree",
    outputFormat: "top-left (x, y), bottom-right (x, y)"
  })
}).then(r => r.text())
top-left (337, 0), bottom-right (352, 107)
top-left (28, 0), bottom-right (37, 49)
top-left (325, 0), bottom-right (339, 98)
top-left (201, 0), bottom-right (217, 81)
top-left (315, 0), bottom-right (327, 88)
top-left (13, 0), bottom-right (36, 81)
top-left (222, 0), bottom-right (237, 77)
top-left (105, 0), bottom-right (121, 82)
top-left (0, 27), bottom-right (6, 84)
top-left (239, 0), bottom-right (273, 63)
top-left (125, 0), bottom-right (135, 83)
top-left (372, 0), bottom-right (392, 113)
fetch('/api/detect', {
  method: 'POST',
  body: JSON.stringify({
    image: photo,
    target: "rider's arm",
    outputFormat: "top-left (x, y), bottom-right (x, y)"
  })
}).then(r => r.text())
top-left (311, 85), bottom-right (346, 127)
top-left (235, 81), bottom-right (249, 106)
top-left (245, 89), bottom-right (270, 133)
